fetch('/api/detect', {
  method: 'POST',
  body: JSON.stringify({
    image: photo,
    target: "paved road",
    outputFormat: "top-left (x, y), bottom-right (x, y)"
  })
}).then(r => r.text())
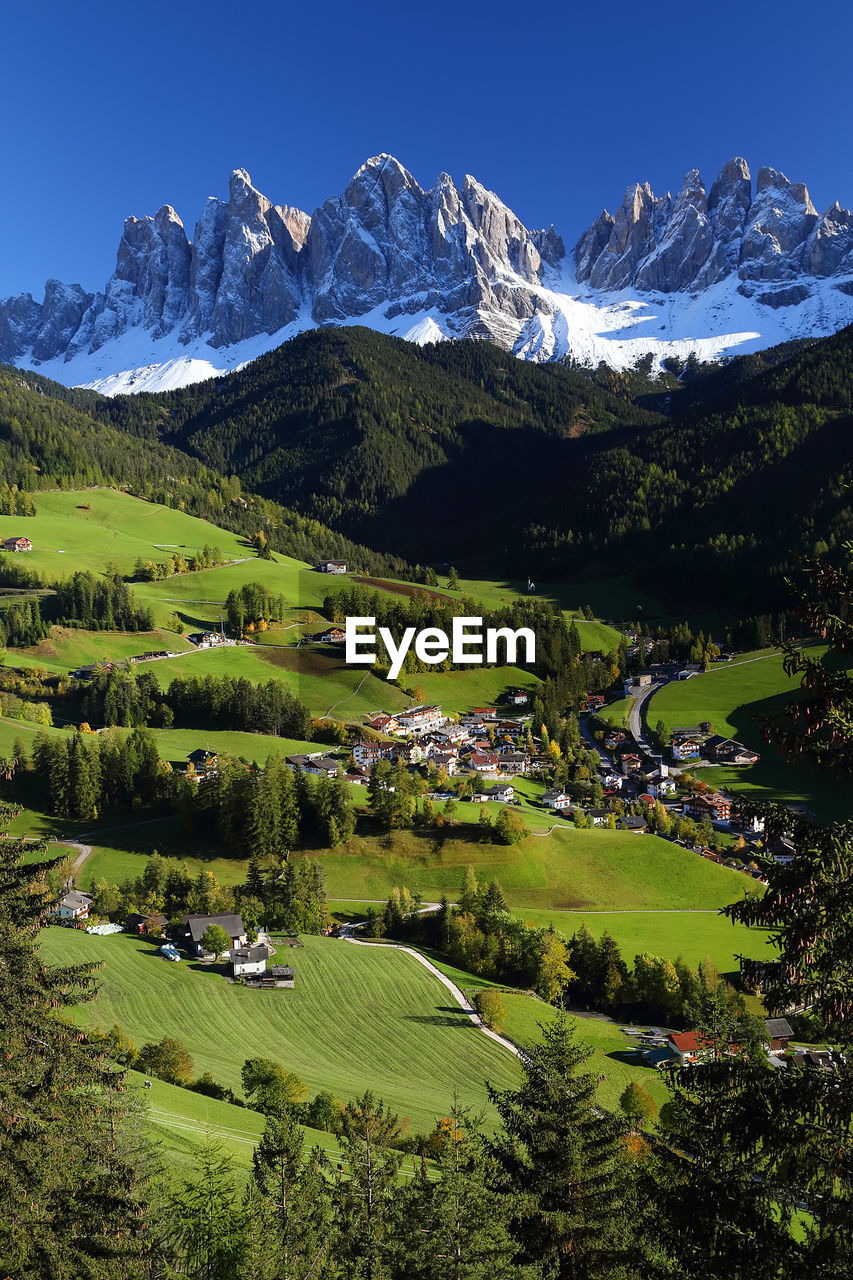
top-left (627, 681), bottom-right (670, 763)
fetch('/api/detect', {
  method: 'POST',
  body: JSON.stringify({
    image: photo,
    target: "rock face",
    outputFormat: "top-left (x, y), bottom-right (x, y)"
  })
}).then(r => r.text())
top-left (3, 153), bottom-right (853, 378)
top-left (0, 155), bottom-right (563, 365)
top-left (574, 157), bottom-right (853, 295)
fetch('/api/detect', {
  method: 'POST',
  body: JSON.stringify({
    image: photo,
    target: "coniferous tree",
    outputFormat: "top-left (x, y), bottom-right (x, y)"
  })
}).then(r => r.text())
top-left (0, 804), bottom-right (150, 1277)
top-left (487, 1015), bottom-right (634, 1279)
top-left (333, 1091), bottom-right (403, 1280)
top-left (391, 1102), bottom-right (519, 1280)
top-left (250, 1108), bottom-right (331, 1280)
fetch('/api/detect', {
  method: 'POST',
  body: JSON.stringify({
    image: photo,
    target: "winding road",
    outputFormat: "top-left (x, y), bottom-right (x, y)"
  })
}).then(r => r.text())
top-left (340, 926), bottom-right (523, 1062)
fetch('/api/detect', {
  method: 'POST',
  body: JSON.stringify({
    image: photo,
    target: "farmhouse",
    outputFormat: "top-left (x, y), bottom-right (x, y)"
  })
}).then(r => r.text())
top-left (317, 559), bottom-right (347, 574)
top-left (187, 748), bottom-right (218, 775)
top-left (620, 816), bottom-right (647, 833)
top-left (485, 783), bottom-right (514, 803)
top-left (1, 536), bottom-right (33, 552)
top-left (50, 889), bottom-right (93, 921)
top-left (543, 788), bottom-right (572, 811)
top-left (318, 627), bottom-right (346, 644)
top-left (702, 735), bottom-right (760, 765)
top-left (230, 942), bottom-right (272, 978)
top-left (367, 713), bottom-right (399, 733)
top-left (178, 913), bottom-right (247, 956)
top-left (506, 687), bottom-right (529, 705)
top-left (684, 792), bottom-right (732, 822)
top-left (271, 965), bottom-right (295, 987)
top-left (765, 1017), bottom-right (794, 1051)
top-left (304, 756), bottom-right (342, 778)
top-left (668, 1031), bottom-right (710, 1064)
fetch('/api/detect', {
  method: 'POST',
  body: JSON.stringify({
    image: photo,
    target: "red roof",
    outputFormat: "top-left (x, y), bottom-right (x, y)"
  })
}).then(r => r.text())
top-left (670, 1031), bottom-right (703, 1053)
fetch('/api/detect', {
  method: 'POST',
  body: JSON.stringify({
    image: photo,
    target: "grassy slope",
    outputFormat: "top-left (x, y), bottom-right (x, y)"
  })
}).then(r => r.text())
top-left (38, 930), bottom-right (520, 1133)
top-left (507, 907), bottom-right (774, 974)
top-left (651, 646), bottom-right (851, 820)
top-left (301, 824), bottom-right (752, 910)
top-left (5, 489), bottom-right (248, 579)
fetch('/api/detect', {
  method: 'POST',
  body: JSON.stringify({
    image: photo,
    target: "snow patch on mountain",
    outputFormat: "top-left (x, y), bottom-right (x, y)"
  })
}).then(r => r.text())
top-left (4, 154), bottom-right (853, 395)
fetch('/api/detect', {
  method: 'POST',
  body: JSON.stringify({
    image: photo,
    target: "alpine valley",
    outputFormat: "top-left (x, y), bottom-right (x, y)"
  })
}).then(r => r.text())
top-left (3, 153), bottom-right (853, 394)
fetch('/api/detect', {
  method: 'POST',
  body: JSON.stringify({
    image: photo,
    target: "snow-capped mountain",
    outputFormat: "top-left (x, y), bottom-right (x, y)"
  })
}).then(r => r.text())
top-left (3, 155), bottom-right (853, 394)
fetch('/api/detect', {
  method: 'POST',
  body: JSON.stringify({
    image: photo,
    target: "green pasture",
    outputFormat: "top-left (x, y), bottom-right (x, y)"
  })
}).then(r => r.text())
top-left (507, 907), bottom-right (773, 973)
top-left (3, 489), bottom-right (248, 579)
top-left (301, 823), bottom-right (753, 911)
top-left (38, 930), bottom-right (520, 1133)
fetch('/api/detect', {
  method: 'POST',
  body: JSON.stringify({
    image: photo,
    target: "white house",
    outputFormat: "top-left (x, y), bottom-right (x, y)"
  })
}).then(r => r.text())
top-left (230, 942), bottom-right (272, 978)
top-left (543, 789), bottom-right (572, 811)
top-left (51, 889), bottom-right (93, 921)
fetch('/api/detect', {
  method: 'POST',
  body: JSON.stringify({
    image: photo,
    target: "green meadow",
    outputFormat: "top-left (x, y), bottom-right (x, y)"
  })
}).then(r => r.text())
top-left (38, 930), bottom-right (520, 1133)
top-left (2, 488), bottom-right (248, 579)
top-left (650, 645), bottom-right (852, 820)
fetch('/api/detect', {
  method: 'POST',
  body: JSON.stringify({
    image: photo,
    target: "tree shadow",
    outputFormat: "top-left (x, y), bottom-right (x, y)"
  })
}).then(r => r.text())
top-left (404, 1008), bottom-right (473, 1028)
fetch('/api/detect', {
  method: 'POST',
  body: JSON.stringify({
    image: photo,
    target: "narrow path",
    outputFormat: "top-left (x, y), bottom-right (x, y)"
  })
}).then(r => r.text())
top-left (343, 934), bottom-right (523, 1062)
top-left (56, 839), bottom-right (93, 877)
top-left (323, 670), bottom-right (371, 720)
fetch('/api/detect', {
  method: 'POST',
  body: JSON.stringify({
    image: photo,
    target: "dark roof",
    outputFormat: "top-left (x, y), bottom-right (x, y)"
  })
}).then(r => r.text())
top-left (231, 943), bottom-right (271, 964)
top-left (765, 1017), bottom-right (794, 1039)
top-left (271, 965), bottom-right (295, 978)
top-left (182, 913), bottom-right (245, 944)
top-left (188, 748), bottom-right (217, 764)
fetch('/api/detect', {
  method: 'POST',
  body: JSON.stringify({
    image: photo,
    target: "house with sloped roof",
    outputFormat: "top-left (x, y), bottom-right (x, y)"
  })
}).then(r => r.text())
top-left (177, 913), bottom-right (247, 956)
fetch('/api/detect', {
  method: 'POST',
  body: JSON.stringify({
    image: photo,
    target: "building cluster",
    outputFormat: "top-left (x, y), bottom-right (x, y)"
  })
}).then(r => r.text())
top-left (670, 724), bottom-right (760, 765)
top-left (351, 703), bottom-right (535, 793)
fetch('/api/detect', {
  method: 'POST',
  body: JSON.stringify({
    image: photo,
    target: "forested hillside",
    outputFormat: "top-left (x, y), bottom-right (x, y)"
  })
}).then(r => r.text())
top-left (7, 322), bottom-right (853, 612)
top-left (0, 365), bottom-right (413, 578)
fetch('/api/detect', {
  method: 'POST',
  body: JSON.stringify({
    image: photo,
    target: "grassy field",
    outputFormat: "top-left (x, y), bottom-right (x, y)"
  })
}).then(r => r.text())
top-left (497, 996), bottom-right (670, 1113)
top-left (650, 646), bottom-right (852, 820)
top-left (38, 930), bottom-right (521, 1133)
top-left (302, 824), bottom-right (753, 910)
top-left (403, 666), bottom-right (541, 714)
top-left (134, 643), bottom-right (410, 722)
top-left (13, 626), bottom-right (196, 677)
top-left (3, 489), bottom-right (249, 580)
top-left (598, 697), bottom-right (632, 728)
top-left (507, 907), bottom-right (774, 973)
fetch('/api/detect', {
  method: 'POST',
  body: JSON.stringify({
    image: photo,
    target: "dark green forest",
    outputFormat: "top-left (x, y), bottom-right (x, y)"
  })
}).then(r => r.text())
top-left (5, 324), bottom-right (853, 611)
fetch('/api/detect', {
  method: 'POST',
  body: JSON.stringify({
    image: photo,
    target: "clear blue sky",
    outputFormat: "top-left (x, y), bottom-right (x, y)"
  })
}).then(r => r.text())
top-left (3, 0), bottom-right (852, 299)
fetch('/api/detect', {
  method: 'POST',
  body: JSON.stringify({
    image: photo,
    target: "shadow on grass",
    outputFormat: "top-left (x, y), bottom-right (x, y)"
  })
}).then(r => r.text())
top-left (404, 1008), bottom-right (474, 1028)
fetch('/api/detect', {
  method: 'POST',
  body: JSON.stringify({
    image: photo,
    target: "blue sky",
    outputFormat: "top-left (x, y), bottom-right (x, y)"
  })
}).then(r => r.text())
top-left (2, 0), bottom-right (852, 298)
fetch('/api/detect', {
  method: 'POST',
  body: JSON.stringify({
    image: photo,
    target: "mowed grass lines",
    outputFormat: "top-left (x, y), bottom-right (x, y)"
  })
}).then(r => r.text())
top-left (38, 931), bottom-right (521, 1132)
top-left (5, 489), bottom-right (248, 580)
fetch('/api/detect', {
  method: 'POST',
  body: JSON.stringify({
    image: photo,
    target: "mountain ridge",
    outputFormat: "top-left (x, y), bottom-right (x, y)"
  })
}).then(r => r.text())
top-left (3, 155), bottom-right (853, 394)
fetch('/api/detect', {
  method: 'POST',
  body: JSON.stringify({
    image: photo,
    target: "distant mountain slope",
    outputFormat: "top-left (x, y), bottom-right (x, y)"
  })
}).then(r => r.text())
top-left (130, 327), bottom-right (853, 607)
top-left (2, 155), bottom-right (853, 393)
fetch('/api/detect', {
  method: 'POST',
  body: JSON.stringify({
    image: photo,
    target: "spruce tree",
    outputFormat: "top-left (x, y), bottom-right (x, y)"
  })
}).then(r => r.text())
top-left (250, 1108), bottom-right (331, 1280)
top-left (391, 1102), bottom-right (518, 1280)
top-left (0, 802), bottom-right (150, 1277)
top-left (333, 1091), bottom-right (402, 1280)
top-left (487, 1014), bottom-right (633, 1279)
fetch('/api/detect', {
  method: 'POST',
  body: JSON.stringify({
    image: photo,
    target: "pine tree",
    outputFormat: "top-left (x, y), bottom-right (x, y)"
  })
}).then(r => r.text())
top-left (391, 1102), bottom-right (518, 1280)
top-left (159, 1137), bottom-right (248, 1278)
top-left (0, 802), bottom-right (150, 1277)
top-left (334, 1091), bottom-right (403, 1280)
top-left (250, 1109), bottom-right (331, 1280)
top-left (487, 1015), bottom-right (633, 1279)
